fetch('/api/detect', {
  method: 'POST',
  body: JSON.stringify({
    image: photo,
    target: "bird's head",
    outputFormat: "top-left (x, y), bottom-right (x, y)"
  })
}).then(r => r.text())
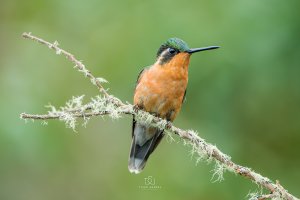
top-left (156, 38), bottom-right (219, 66)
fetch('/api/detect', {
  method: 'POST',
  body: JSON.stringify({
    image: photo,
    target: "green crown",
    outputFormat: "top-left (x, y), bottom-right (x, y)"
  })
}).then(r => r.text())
top-left (163, 38), bottom-right (190, 52)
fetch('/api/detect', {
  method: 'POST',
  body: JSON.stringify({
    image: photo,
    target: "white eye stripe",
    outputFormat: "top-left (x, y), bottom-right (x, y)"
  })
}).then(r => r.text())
top-left (162, 48), bottom-right (170, 56)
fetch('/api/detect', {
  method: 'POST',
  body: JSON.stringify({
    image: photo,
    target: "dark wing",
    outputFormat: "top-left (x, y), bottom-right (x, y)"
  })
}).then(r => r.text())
top-left (182, 89), bottom-right (187, 103)
top-left (132, 67), bottom-right (148, 137)
top-left (134, 67), bottom-right (147, 91)
top-left (132, 117), bottom-right (136, 137)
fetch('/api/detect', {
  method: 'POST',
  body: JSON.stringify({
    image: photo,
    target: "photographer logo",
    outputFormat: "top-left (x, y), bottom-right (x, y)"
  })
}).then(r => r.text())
top-left (138, 176), bottom-right (162, 190)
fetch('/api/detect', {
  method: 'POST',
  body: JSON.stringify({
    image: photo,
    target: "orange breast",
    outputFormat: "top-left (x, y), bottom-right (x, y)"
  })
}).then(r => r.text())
top-left (134, 52), bottom-right (190, 121)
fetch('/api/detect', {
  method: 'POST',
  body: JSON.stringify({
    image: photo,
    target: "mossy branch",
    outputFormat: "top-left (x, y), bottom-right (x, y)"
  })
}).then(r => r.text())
top-left (20, 32), bottom-right (299, 200)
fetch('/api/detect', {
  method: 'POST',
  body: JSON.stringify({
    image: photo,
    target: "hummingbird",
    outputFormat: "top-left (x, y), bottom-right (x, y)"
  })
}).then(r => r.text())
top-left (128, 38), bottom-right (219, 174)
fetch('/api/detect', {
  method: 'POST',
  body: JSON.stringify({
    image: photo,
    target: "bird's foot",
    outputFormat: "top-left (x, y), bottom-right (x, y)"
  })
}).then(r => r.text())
top-left (132, 104), bottom-right (141, 113)
top-left (166, 121), bottom-right (173, 129)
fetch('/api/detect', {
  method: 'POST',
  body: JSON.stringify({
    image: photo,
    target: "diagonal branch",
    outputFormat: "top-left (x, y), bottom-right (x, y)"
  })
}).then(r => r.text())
top-left (22, 32), bottom-right (111, 98)
top-left (20, 32), bottom-right (299, 200)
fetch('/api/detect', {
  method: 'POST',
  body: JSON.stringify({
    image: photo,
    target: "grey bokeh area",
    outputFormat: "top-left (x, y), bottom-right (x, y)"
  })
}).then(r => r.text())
top-left (1, 0), bottom-right (300, 199)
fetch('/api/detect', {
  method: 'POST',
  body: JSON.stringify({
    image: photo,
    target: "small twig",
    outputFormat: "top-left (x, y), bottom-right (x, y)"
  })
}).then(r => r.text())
top-left (20, 111), bottom-right (115, 120)
top-left (20, 105), bottom-right (133, 120)
top-left (21, 32), bottom-right (299, 200)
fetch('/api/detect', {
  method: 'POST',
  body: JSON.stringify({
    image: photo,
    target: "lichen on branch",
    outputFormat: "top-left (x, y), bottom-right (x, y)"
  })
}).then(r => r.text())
top-left (20, 32), bottom-right (299, 200)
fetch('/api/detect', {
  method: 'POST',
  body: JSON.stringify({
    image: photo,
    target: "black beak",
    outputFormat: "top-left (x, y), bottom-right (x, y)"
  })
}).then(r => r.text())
top-left (186, 46), bottom-right (220, 54)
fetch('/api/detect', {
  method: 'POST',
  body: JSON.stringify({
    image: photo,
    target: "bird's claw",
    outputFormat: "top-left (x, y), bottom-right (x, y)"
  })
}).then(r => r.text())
top-left (166, 121), bottom-right (173, 129)
top-left (132, 105), bottom-right (140, 113)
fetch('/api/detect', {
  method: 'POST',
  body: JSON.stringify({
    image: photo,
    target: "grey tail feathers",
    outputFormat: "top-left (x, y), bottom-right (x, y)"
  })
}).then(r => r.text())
top-left (128, 119), bottom-right (164, 174)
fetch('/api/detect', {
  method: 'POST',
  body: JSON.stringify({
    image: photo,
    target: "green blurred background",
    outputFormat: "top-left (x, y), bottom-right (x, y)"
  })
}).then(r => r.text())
top-left (1, 0), bottom-right (299, 199)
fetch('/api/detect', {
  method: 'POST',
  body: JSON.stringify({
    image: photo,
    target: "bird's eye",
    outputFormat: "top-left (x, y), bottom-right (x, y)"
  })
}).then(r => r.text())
top-left (168, 48), bottom-right (176, 54)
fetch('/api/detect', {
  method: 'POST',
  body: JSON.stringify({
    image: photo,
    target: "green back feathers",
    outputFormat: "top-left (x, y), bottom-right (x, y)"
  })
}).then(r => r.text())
top-left (156, 38), bottom-right (190, 57)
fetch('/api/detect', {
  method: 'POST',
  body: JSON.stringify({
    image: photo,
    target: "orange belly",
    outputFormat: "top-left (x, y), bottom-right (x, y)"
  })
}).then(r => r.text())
top-left (134, 56), bottom-right (189, 121)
